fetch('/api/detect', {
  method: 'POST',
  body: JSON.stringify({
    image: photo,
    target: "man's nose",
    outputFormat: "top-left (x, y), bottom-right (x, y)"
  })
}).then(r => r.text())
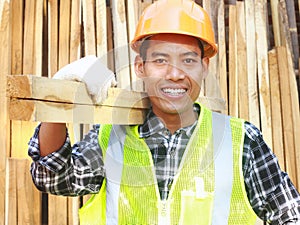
top-left (165, 63), bottom-right (185, 81)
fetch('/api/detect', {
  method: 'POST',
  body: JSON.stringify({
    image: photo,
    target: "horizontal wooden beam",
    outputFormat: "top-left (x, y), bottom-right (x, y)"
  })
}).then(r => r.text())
top-left (7, 75), bottom-right (226, 124)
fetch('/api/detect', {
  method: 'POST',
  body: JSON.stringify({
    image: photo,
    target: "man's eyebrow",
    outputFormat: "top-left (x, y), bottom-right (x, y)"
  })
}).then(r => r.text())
top-left (150, 52), bottom-right (169, 58)
top-left (181, 51), bottom-right (200, 57)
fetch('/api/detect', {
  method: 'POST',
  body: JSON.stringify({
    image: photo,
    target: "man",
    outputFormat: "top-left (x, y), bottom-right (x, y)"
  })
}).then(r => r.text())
top-left (28, 0), bottom-right (300, 224)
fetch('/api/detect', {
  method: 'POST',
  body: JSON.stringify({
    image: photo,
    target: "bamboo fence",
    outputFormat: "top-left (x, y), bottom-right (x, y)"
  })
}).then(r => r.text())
top-left (0, 0), bottom-right (299, 224)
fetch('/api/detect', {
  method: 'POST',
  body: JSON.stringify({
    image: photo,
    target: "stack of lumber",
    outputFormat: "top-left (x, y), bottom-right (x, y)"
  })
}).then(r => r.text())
top-left (0, 0), bottom-right (299, 224)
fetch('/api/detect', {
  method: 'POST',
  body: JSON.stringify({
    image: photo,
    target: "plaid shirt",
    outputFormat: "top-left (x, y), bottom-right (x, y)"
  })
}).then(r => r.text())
top-left (28, 105), bottom-right (300, 224)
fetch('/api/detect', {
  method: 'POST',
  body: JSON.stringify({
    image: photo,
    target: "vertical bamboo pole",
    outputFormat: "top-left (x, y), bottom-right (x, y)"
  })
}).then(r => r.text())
top-left (0, 1), bottom-right (11, 224)
top-left (254, 0), bottom-right (272, 148)
top-left (245, 0), bottom-right (260, 127)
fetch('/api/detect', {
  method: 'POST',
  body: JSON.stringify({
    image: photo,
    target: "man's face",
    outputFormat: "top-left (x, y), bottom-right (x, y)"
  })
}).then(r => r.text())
top-left (135, 34), bottom-right (209, 118)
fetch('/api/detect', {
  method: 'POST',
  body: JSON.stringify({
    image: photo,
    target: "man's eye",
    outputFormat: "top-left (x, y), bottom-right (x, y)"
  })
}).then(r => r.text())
top-left (154, 58), bottom-right (167, 64)
top-left (184, 58), bottom-right (197, 64)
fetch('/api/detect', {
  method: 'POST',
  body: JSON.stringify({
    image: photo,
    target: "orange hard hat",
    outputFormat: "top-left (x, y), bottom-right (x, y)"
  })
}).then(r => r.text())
top-left (130, 0), bottom-right (218, 58)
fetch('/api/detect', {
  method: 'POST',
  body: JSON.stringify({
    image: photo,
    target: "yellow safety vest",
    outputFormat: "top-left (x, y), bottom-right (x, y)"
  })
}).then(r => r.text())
top-left (79, 105), bottom-right (257, 225)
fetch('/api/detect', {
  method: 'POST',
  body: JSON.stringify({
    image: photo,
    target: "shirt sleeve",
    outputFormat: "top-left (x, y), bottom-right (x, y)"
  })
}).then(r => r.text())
top-left (28, 123), bottom-right (105, 196)
top-left (243, 122), bottom-right (300, 224)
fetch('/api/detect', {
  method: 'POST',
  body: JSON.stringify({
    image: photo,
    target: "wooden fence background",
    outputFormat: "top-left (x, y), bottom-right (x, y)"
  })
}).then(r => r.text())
top-left (0, 0), bottom-right (299, 224)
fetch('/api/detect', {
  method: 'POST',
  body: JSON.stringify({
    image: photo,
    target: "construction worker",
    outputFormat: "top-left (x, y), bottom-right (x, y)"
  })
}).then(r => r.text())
top-left (28, 0), bottom-right (300, 224)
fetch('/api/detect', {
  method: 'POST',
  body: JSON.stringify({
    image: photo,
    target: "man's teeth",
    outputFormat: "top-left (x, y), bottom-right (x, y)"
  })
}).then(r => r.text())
top-left (162, 88), bottom-right (186, 95)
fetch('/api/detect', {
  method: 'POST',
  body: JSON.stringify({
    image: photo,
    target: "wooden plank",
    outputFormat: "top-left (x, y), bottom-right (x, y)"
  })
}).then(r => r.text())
top-left (270, 0), bottom-right (281, 46)
top-left (69, 0), bottom-right (81, 62)
top-left (285, 0), bottom-right (299, 69)
top-left (236, 1), bottom-right (249, 121)
top-left (245, 0), bottom-right (260, 127)
top-left (127, 0), bottom-right (143, 91)
top-left (217, 0), bottom-right (228, 114)
top-left (111, 0), bottom-right (131, 89)
top-left (286, 45), bottom-right (300, 189)
top-left (8, 98), bottom-right (146, 124)
top-left (255, 0), bottom-right (272, 148)
top-left (202, 0), bottom-right (224, 106)
top-left (17, 159), bottom-right (41, 225)
top-left (0, 1), bottom-right (11, 223)
top-left (35, 0), bottom-right (43, 76)
top-left (23, 0), bottom-right (36, 75)
top-left (48, 195), bottom-right (67, 225)
top-left (82, 0), bottom-right (96, 56)
top-left (228, 5), bottom-right (238, 117)
top-left (6, 158), bottom-right (17, 225)
top-left (7, 75), bottom-right (150, 108)
top-left (268, 49), bottom-right (285, 169)
top-left (96, 0), bottom-right (107, 63)
top-left (11, 0), bottom-right (23, 75)
top-left (58, 0), bottom-right (71, 69)
top-left (48, 0), bottom-right (59, 77)
top-left (276, 46), bottom-right (297, 185)
top-left (7, 159), bottom-right (41, 225)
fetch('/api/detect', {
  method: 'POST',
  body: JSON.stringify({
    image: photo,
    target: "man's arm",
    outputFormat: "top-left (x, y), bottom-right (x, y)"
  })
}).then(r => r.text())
top-left (39, 123), bottom-right (67, 157)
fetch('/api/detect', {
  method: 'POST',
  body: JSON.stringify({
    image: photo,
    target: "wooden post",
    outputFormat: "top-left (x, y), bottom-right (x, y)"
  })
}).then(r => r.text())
top-left (270, 0), bottom-right (281, 46)
top-left (254, 0), bottom-right (273, 148)
top-left (70, 0), bottom-right (81, 62)
top-left (245, 0), bottom-right (260, 127)
top-left (96, 0), bottom-right (107, 62)
top-left (48, 0), bottom-right (59, 77)
top-left (228, 4), bottom-right (238, 117)
top-left (111, 0), bottom-right (131, 89)
top-left (0, 1), bottom-right (11, 224)
top-left (82, 0), bottom-right (96, 56)
top-left (268, 49), bottom-right (285, 169)
top-left (236, 1), bottom-right (249, 121)
top-left (277, 46), bottom-right (297, 185)
top-left (7, 159), bottom-right (41, 225)
top-left (217, 0), bottom-right (228, 114)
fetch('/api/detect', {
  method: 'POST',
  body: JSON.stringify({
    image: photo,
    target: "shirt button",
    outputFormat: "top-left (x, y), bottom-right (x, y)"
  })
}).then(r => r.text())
top-left (163, 130), bottom-right (170, 136)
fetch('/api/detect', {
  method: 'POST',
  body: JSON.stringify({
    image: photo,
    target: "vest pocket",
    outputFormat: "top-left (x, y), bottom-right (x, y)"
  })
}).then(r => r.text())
top-left (179, 190), bottom-right (214, 225)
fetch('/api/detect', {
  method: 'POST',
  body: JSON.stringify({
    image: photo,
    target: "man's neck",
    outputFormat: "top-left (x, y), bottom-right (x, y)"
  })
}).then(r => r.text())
top-left (153, 107), bottom-right (198, 134)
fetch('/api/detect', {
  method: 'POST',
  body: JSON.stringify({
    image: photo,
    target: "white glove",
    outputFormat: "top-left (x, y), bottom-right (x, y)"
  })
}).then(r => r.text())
top-left (53, 55), bottom-right (117, 104)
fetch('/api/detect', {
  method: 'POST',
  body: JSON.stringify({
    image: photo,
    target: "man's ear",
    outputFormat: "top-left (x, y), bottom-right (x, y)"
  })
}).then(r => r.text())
top-left (202, 57), bottom-right (210, 79)
top-left (134, 55), bottom-right (145, 78)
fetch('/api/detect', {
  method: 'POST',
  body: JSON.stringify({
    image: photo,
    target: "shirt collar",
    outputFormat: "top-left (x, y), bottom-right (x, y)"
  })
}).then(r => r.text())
top-left (139, 103), bottom-right (201, 138)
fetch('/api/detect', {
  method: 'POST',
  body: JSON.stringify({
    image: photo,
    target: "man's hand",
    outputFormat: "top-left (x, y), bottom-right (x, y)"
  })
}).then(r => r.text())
top-left (53, 55), bottom-right (117, 104)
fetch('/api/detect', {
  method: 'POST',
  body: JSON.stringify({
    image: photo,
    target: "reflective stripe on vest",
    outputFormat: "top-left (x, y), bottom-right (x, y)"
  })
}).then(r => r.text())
top-left (211, 112), bottom-right (233, 224)
top-left (105, 125), bottom-right (126, 224)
